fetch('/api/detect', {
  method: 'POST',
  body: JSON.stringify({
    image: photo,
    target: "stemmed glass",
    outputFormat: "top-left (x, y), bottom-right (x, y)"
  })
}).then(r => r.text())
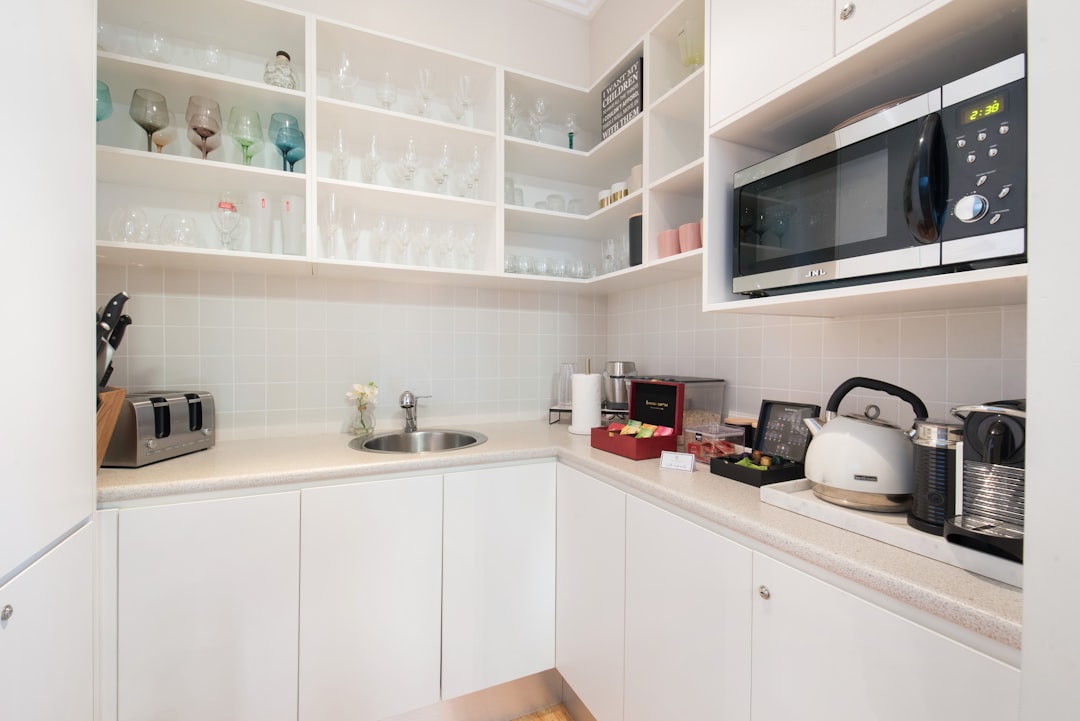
top-left (185, 96), bottom-right (223, 160)
top-left (398, 138), bottom-right (419, 187)
top-left (375, 72), bottom-right (397, 109)
top-left (463, 145), bottom-right (482, 199)
top-left (320, 191), bottom-right (341, 257)
top-left (332, 52), bottom-right (358, 100)
top-left (129, 89), bottom-right (169, 152)
top-left (210, 191), bottom-right (240, 249)
top-left (361, 133), bottom-right (381, 184)
top-left (451, 74), bottom-right (473, 124)
top-left (413, 220), bottom-right (433, 265)
top-left (286, 133), bottom-right (306, 172)
top-left (96, 81), bottom-right (112, 122)
top-left (506, 93), bottom-right (521, 136)
top-left (433, 143), bottom-right (452, 194)
top-left (136, 23), bottom-right (173, 62)
top-left (151, 126), bottom-right (178, 153)
top-left (370, 216), bottom-right (389, 262)
top-left (345, 206), bottom-right (363, 260)
top-left (393, 217), bottom-right (411, 263)
top-left (268, 112), bottom-right (302, 172)
top-left (415, 68), bottom-right (433, 115)
top-left (330, 128), bottom-right (349, 180)
top-left (565, 113), bottom-right (578, 150)
top-left (529, 96), bottom-right (548, 142)
top-left (228, 107), bottom-right (262, 166)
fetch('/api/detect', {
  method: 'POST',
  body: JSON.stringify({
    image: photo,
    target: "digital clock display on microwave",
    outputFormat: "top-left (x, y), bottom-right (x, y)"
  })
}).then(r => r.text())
top-left (961, 93), bottom-right (1007, 124)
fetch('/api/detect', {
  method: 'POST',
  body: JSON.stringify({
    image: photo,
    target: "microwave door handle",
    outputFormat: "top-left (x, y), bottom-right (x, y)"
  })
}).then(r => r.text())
top-left (903, 112), bottom-right (949, 243)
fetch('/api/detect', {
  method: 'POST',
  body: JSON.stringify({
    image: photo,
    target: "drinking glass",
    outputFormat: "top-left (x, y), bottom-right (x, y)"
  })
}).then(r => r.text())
top-left (200, 45), bottom-right (230, 74)
top-left (96, 81), bottom-right (112, 122)
top-left (415, 67), bottom-right (433, 115)
top-left (346, 206), bottom-right (364, 260)
top-left (320, 191), bottom-right (341, 257)
top-left (129, 89), bottom-right (169, 152)
top-left (375, 72), bottom-right (397, 109)
top-left (330, 128), bottom-right (349, 180)
top-left (108, 206), bottom-right (149, 243)
top-left (529, 96), bottom-right (548, 142)
top-left (436, 224), bottom-right (456, 267)
top-left (268, 112), bottom-right (302, 171)
top-left (677, 19), bottom-right (705, 69)
top-left (433, 143), bottom-right (452, 194)
top-left (398, 138), bottom-right (419, 187)
top-left (286, 132), bottom-right (306, 172)
top-left (506, 93), bottom-right (521, 136)
top-left (371, 215), bottom-right (389, 262)
top-left (332, 52), bottom-right (358, 100)
top-left (151, 126), bottom-right (178, 153)
top-left (228, 106), bottom-right (262, 166)
top-left (361, 133), bottom-right (381, 184)
top-left (136, 23), bottom-right (173, 62)
top-left (464, 145), bottom-right (482, 199)
top-left (565, 113), bottom-right (578, 149)
top-left (413, 220), bottom-right (433, 265)
top-left (458, 225), bottom-right (478, 269)
top-left (160, 215), bottom-right (198, 247)
top-left (185, 96), bottom-right (223, 160)
top-left (210, 192), bottom-right (240, 249)
top-left (393, 217), bottom-right (411, 262)
top-left (451, 74), bottom-right (472, 123)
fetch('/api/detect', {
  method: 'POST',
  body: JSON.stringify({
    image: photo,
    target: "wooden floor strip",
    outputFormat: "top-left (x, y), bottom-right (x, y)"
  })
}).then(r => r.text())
top-left (509, 703), bottom-right (575, 721)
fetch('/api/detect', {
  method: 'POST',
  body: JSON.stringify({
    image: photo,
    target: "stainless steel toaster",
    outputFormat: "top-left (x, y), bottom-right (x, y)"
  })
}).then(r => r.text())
top-left (102, 391), bottom-right (215, 467)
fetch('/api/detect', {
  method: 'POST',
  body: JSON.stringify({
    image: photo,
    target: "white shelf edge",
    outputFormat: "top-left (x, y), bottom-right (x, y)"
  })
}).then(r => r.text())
top-left (98, 51), bottom-right (307, 100)
top-left (315, 96), bottom-right (497, 139)
top-left (649, 65), bottom-right (704, 113)
top-left (650, 158), bottom-right (704, 195)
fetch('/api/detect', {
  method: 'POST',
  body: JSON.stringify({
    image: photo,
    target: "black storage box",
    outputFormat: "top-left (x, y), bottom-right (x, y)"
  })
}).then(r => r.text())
top-left (710, 400), bottom-right (820, 487)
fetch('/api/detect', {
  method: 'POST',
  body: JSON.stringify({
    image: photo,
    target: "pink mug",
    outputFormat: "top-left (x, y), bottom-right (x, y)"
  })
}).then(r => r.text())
top-left (658, 228), bottom-right (680, 257)
top-left (678, 221), bottom-right (702, 252)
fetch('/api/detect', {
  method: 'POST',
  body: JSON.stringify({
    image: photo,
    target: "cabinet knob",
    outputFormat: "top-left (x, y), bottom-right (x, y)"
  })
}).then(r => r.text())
top-left (840, 2), bottom-right (855, 20)
top-left (1, 604), bottom-right (12, 621)
top-left (758, 585), bottom-right (771, 600)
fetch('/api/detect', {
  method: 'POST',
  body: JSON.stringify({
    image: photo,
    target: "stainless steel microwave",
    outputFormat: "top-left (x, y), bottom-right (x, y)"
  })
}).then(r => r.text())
top-left (732, 54), bottom-right (1026, 297)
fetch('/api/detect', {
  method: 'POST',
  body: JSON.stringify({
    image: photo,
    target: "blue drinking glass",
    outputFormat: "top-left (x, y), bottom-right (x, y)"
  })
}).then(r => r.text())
top-left (96, 81), bottom-right (113, 122)
top-left (268, 112), bottom-right (301, 171)
top-left (285, 132), bottom-right (305, 172)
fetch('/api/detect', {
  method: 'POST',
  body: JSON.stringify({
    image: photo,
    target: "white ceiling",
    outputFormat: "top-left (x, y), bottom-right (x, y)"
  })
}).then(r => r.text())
top-left (529, 0), bottom-right (609, 20)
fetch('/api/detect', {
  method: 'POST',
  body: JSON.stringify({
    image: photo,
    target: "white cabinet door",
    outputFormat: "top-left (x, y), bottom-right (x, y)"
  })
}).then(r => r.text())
top-left (709, 0), bottom-right (833, 126)
top-left (751, 553), bottom-right (1020, 721)
top-left (442, 462), bottom-right (556, 699)
top-left (117, 492), bottom-right (300, 721)
top-left (624, 496), bottom-right (752, 721)
top-left (834, 0), bottom-right (933, 53)
top-left (299, 475), bottom-right (443, 721)
top-left (0, 525), bottom-right (93, 721)
top-left (555, 464), bottom-right (626, 721)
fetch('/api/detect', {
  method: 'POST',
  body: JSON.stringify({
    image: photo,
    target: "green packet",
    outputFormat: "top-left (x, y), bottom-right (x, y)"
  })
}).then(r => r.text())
top-left (735, 457), bottom-right (768, 471)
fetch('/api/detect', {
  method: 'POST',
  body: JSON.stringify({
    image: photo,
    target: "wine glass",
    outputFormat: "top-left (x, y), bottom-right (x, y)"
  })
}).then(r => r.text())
top-left (433, 143), bottom-right (452, 194)
top-left (330, 128), bottom-right (349, 180)
top-left (210, 192), bottom-right (240, 249)
top-left (529, 96), bottom-right (548, 142)
top-left (506, 93), bottom-right (521, 136)
top-left (320, 191), bottom-right (341, 257)
top-left (565, 113), bottom-right (578, 150)
top-left (96, 81), bottom-right (112, 122)
top-left (415, 68), bottom-right (433, 115)
top-left (332, 52), bottom-right (358, 100)
top-left (393, 217), bottom-right (411, 263)
top-left (451, 74), bottom-right (472, 124)
top-left (464, 145), bottom-right (482, 199)
top-left (458, 225), bottom-right (478, 269)
top-left (413, 220), bottom-right (433, 265)
top-left (228, 106), bottom-right (262, 166)
top-left (436, 223), bottom-right (456, 267)
top-left (268, 112), bottom-right (302, 172)
top-left (129, 89), bottom-right (169, 152)
top-left (136, 23), bottom-right (173, 62)
top-left (398, 138), bottom-right (418, 187)
top-left (286, 132), bottom-right (305, 172)
top-left (361, 133), bottom-right (381, 184)
top-left (345, 205), bottom-right (363, 260)
top-left (375, 72), bottom-right (397, 109)
top-left (370, 216), bottom-right (389, 262)
top-left (185, 96), bottom-right (223, 160)
top-left (151, 126), bottom-right (178, 153)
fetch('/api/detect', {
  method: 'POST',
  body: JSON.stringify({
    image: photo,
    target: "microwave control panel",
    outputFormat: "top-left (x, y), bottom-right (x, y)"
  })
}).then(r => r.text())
top-left (941, 77), bottom-right (1027, 239)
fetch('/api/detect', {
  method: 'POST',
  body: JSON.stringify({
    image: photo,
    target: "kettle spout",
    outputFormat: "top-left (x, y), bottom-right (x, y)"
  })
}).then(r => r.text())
top-left (804, 417), bottom-right (823, 436)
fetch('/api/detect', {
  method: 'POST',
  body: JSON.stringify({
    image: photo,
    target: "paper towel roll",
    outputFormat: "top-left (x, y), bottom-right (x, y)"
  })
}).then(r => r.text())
top-left (569, 373), bottom-right (602, 435)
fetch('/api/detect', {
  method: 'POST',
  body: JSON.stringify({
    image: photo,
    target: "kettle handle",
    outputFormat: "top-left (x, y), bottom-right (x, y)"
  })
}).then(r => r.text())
top-left (825, 377), bottom-right (928, 420)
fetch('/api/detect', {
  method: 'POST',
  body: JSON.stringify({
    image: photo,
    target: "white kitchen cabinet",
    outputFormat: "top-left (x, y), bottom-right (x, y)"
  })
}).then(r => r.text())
top-left (298, 475), bottom-right (443, 721)
top-left (442, 462), bottom-right (557, 699)
top-left (116, 492), bottom-right (300, 721)
top-left (708, 0), bottom-right (834, 128)
top-left (555, 464), bottom-right (626, 721)
top-left (0, 525), bottom-right (93, 721)
top-left (751, 553), bottom-right (1020, 721)
top-left (834, 0), bottom-right (933, 53)
top-left (624, 495), bottom-right (753, 721)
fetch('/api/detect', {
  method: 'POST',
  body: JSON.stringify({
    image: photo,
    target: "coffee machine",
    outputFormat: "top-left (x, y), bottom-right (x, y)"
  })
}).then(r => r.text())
top-left (944, 400), bottom-right (1026, 563)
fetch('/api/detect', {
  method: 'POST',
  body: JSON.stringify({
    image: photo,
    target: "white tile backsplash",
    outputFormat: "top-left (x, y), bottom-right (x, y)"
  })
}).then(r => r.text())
top-left (100, 267), bottom-right (1026, 440)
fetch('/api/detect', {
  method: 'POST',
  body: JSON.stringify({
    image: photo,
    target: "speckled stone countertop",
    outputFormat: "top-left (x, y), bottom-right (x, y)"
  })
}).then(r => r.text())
top-left (97, 419), bottom-right (1023, 654)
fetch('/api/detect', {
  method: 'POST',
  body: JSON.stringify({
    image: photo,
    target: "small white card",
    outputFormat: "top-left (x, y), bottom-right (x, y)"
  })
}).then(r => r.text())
top-left (660, 451), bottom-right (696, 472)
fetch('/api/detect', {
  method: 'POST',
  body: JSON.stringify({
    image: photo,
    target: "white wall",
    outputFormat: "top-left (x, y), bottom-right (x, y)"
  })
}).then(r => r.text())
top-left (271, 0), bottom-right (592, 86)
top-left (589, 0), bottom-right (674, 79)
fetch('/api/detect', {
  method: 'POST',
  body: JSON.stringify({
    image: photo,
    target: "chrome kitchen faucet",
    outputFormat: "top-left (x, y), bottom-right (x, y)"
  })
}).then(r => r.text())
top-left (399, 390), bottom-right (431, 432)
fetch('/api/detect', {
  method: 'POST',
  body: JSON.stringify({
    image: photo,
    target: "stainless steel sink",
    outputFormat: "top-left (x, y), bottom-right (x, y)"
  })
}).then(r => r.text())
top-left (350, 429), bottom-right (488, 453)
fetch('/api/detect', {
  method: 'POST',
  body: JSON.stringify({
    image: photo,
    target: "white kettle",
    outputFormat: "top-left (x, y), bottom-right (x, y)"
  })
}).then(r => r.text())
top-left (803, 377), bottom-right (929, 512)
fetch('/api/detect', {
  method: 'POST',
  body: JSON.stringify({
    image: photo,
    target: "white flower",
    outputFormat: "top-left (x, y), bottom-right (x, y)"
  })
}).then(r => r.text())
top-left (346, 381), bottom-right (379, 407)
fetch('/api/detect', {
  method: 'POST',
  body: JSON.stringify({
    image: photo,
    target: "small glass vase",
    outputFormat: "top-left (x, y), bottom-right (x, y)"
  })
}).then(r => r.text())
top-left (349, 404), bottom-right (376, 437)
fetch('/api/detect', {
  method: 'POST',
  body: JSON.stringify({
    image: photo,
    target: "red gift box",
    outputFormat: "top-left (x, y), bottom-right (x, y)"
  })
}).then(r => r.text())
top-left (590, 380), bottom-right (684, 460)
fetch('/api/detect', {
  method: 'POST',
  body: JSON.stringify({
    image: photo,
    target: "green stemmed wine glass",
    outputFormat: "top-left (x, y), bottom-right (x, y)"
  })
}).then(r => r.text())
top-left (228, 106), bottom-right (262, 166)
top-left (129, 89), bottom-right (169, 152)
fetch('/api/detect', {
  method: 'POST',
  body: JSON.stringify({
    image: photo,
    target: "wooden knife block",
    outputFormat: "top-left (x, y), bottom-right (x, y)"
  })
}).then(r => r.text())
top-left (96, 387), bottom-right (126, 469)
